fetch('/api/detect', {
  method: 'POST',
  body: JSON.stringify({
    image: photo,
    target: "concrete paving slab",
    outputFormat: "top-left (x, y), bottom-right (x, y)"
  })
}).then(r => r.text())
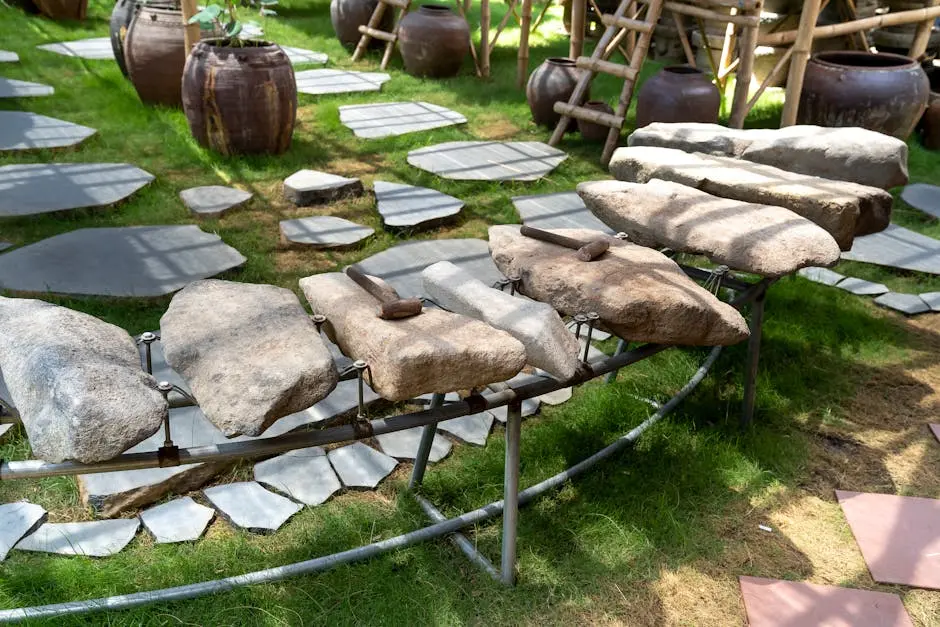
top-left (203, 482), bottom-right (302, 533)
top-left (0, 502), bottom-right (46, 561)
top-left (513, 191), bottom-right (613, 233)
top-left (255, 447), bottom-right (341, 506)
top-left (0, 51), bottom-right (18, 63)
top-left (339, 101), bottom-right (466, 138)
top-left (920, 292), bottom-right (940, 311)
top-left (15, 519), bottom-right (139, 557)
top-left (280, 46), bottom-right (328, 66)
top-left (797, 266), bottom-right (845, 286)
top-left (374, 180), bottom-right (463, 229)
top-left (0, 111), bottom-right (96, 151)
top-left (280, 215), bottom-right (374, 248)
top-left (0, 78), bottom-right (53, 98)
top-left (900, 183), bottom-right (940, 219)
top-left (835, 277), bottom-right (889, 296)
top-left (375, 426), bottom-right (452, 462)
top-left (295, 69), bottom-right (390, 95)
top-left (842, 224), bottom-right (940, 275)
top-left (437, 411), bottom-right (494, 446)
top-left (37, 38), bottom-right (113, 59)
top-left (874, 292), bottom-right (930, 315)
top-left (408, 141), bottom-right (567, 181)
top-left (284, 169), bottom-right (363, 206)
top-left (140, 497), bottom-right (214, 544)
top-left (327, 442), bottom-right (397, 489)
top-left (180, 186), bottom-right (252, 218)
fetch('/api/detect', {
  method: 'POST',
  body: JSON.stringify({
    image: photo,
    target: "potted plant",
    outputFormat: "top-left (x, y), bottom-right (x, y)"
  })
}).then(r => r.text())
top-left (182, 0), bottom-right (297, 155)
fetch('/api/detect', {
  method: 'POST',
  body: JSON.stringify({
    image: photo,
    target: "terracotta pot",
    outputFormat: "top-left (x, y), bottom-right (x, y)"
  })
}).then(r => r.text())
top-left (526, 57), bottom-right (587, 130)
top-left (330, 0), bottom-right (393, 49)
top-left (111, 0), bottom-right (177, 78)
top-left (182, 40), bottom-right (297, 155)
top-left (577, 100), bottom-right (614, 142)
top-left (34, 0), bottom-right (86, 19)
top-left (635, 65), bottom-right (720, 128)
top-left (398, 4), bottom-right (470, 78)
top-left (798, 51), bottom-right (930, 140)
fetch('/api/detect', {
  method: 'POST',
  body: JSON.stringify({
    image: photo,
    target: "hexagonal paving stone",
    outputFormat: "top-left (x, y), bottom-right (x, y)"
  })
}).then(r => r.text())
top-left (280, 46), bottom-right (328, 66)
top-left (0, 502), bottom-right (46, 562)
top-left (37, 37), bottom-right (113, 59)
top-left (835, 277), bottom-right (889, 296)
top-left (327, 442), bottom-right (398, 489)
top-left (375, 426), bottom-right (452, 462)
top-left (180, 185), bottom-right (252, 218)
top-left (295, 69), bottom-right (390, 95)
top-left (797, 266), bottom-right (845, 286)
top-left (408, 141), bottom-right (567, 181)
top-left (280, 215), bottom-right (374, 249)
top-left (15, 519), bottom-right (139, 557)
top-left (204, 482), bottom-right (302, 534)
top-left (339, 101), bottom-right (466, 139)
top-left (140, 497), bottom-right (215, 544)
top-left (437, 411), bottom-right (494, 446)
top-left (901, 183), bottom-right (940, 219)
top-left (0, 226), bottom-right (246, 297)
top-left (374, 181), bottom-right (463, 230)
top-left (0, 78), bottom-right (53, 98)
top-left (842, 224), bottom-right (940, 275)
top-left (0, 111), bottom-right (96, 152)
top-left (0, 51), bottom-right (18, 63)
top-left (512, 191), bottom-right (613, 233)
top-left (874, 292), bottom-right (930, 315)
top-left (254, 447), bottom-right (342, 506)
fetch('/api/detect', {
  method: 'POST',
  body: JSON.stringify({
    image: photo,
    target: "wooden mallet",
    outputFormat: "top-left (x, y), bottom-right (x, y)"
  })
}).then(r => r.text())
top-left (520, 225), bottom-right (609, 261)
top-left (345, 266), bottom-right (423, 320)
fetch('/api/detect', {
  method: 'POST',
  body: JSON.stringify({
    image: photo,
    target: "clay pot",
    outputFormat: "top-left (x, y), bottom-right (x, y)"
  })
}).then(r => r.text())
top-left (124, 5), bottom-right (194, 107)
top-left (398, 4), bottom-right (470, 78)
top-left (635, 65), bottom-right (720, 129)
top-left (526, 57), bottom-right (587, 130)
top-left (578, 100), bottom-right (615, 142)
top-left (797, 51), bottom-right (930, 140)
top-left (111, 0), bottom-right (177, 78)
top-left (922, 68), bottom-right (940, 150)
top-left (330, 0), bottom-right (393, 49)
top-left (34, 0), bottom-right (86, 19)
top-left (182, 40), bottom-right (297, 155)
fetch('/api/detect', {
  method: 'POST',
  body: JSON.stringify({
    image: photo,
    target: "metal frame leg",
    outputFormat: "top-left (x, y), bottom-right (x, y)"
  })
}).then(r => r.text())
top-left (741, 288), bottom-right (766, 427)
top-left (501, 399), bottom-right (522, 586)
top-left (605, 339), bottom-right (627, 383)
top-left (409, 393), bottom-right (445, 489)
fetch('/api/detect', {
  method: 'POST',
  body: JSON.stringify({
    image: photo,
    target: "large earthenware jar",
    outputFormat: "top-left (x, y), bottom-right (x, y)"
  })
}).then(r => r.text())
top-left (398, 4), bottom-right (470, 78)
top-left (111, 0), bottom-right (177, 78)
top-left (922, 67), bottom-right (940, 150)
top-left (330, 0), bottom-right (393, 49)
top-left (34, 0), bottom-right (87, 19)
top-left (124, 5), bottom-right (189, 106)
top-left (635, 65), bottom-right (720, 128)
top-left (578, 100), bottom-right (615, 141)
top-left (798, 51), bottom-right (929, 140)
top-left (526, 57), bottom-right (586, 129)
top-left (182, 40), bottom-right (297, 155)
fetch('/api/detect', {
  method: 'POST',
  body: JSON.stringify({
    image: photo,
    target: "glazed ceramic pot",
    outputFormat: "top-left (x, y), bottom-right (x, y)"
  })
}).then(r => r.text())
top-left (111, 0), bottom-right (178, 78)
top-left (798, 51), bottom-right (930, 140)
top-left (526, 57), bottom-right (586, 129)
top-left (330, 0), bottom-right (393, 49)
top-left (577, 100), bottom-right (615, 141)
top-left (635, 65), bottom-right (720, 128)
top-left (398, 4), bottom-right (470, 78)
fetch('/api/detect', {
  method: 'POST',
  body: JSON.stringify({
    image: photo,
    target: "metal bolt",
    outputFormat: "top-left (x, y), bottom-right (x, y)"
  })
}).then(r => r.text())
top-left (615, 232), bottom-right (629, 241)
top-left (157, 381), bottom-right (173, 394)
top-left (140, 332), bottom-right (156, 344)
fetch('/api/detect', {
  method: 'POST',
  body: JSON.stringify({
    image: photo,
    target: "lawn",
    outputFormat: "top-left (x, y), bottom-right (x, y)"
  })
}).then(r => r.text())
top-left (1, 0), bottom-right (939, 624)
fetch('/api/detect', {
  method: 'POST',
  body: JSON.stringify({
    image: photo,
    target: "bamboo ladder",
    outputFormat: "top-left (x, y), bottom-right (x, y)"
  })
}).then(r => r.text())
top-left (350, 0), bottom-right (412, 69)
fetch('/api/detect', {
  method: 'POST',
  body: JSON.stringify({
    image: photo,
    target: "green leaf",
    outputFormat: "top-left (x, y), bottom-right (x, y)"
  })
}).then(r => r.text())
top-left (225, 21), bottom-right (243, 37)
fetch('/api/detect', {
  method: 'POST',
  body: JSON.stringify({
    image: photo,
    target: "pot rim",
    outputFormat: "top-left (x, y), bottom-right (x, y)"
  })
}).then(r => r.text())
top-left (134, 5), bottom-right (181, 15)
top-left (546, 56), bottom-right (577, 66)
top-left (663, 64), bottom-right (706, 75)
top-left (417, 3), bottom-right (454, 12)
top-left (810, 50), bottom-right (919, 71)
top-left (196, 38), bottom-right (282, 52)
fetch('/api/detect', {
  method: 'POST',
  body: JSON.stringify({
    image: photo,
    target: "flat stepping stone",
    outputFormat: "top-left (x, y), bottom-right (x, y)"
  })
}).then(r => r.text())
top-left (280, 46), bottom-right (327, 66)
top-left (931, 424), bottom-right (940, 444)
top-left (0, 242), bottom-right (10, 252)
top-left (339, 101), bottom-right (466, 139)
top-left (327, 442), bottom-right (398, 489)
top-left (295, 69), bottom-right (390, 95)
top-left (0, 163), bottom-right (153, 217)
top-left (921, 292), bottom-right (940, 311)
top-left (140, 497), bottom-right (214, 544)
top-left (15, 519), bottom-right (139, 557)
top-left (374, 181), bottom-right (463, 230)
top-left (254, 447), bottom-right (341, 506)
top-left (437, 411), bottom-right (494, 446)
top-left (739, 575), bottom-right (913, 627)
top-left (0, 111), bottom-right (96, 152)
top-left (842, 224), bottom-right (940, 275)
top-left (797, 266), bottom-right (845, 286)
top-left (284, 169), bottom-right (364, 206)
top-left (0, 51), bottom-right (18, 63)
top-left (901, 183), bottom-right (940, 219)
top-left (837, 490), bottom-right (940, 589)
top-left (835, 277), bottom-right (889, 296)
top-left (280, 215), bottom-right (374, 248)
top-left (180, 185), bottom-right (251, 218)
top-left (375, 426), bottom-right (452, 462)
top-left (0, 77), bottom-right (53, 98)
top-left (409, 141), bottom-right (567, 182)
top-left (0, 226), bottom-right (246, 297)
top-left (204, 482), bottom-right (301, 534)
top-left (513, 192), bottom-right (613, 233)
top-left (37, 37), bottom-right (113, 60)
top-left (539, 387), bottom-right (572, 405)
top-left (874, 292), bottom-right (930, 315)
top-left (0, 502), bottom-right (46, 562)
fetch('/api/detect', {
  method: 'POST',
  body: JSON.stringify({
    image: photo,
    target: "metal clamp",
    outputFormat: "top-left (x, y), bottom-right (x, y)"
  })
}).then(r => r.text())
top-left (156, 381), bottom-right (180, 466)
top-left (615, 232), bottom-right (629, 241)
top-left (704, 265), bottom-right (731, 296)
top-left (576, 312), bottom-right (600, 362)
top-left (352, 360), bottom-right (371, 421)
top-left (493, 276), bottom-right (521, 296)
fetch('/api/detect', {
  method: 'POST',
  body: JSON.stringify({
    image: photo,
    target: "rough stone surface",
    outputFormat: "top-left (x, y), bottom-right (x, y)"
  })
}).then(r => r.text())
top-left (841, 225), bottom-right (940, 275)
top-left (437, 411), bottom-right (494, 446)
top-left (301, 272), bottom-right (526, 401)
top-left (254, 447), bottom-right (341, 506)
top-left (327, 442), bottom-right (398, 489)
top-left (0, 51), bottom-right (18, 63)
top-left (15, 520), bottom-right (139, 557)
top-left (259, 378), bottom-right (381, 437)
top-left (204, 482), bottom-right (302, 533)
top-left (280, 46), bottom-right (328, 66)
top-left (874, 292), bottom-right (930, 315)
top-left (489, 225), bottom-right (750, 346)
top-left (609, 146), bottom-right (894, 247)
top-left (339, 101), bottom-right (466, 138)
top-left (901, 183), bottom-right (940, 219)
top-left (408, 141), bottom-right (568, 181)
top-left (836, 277), bottom-right (889, 296)
top-left (280, 215), bottom-right (374, 248)
top-left (797, 266), bottom-right (845, 286)
top-left (0, 163), bottom-right (153, 217)
top-left (513, 191), bottom-right (613, 233)
top-left (0, 226), bottom-right (246, 297)
top-left (376, 426), bottom-right (452, 462)
top-left (0, 111), bottom-right (96, 152)
top-left (0, 297), bottom-right (167, 463)
top-left (160, 280), bottom-right (338, 437)
top-left (180, 186), bottom-right (252, 218)
top-left (921, 292), bottom-right (940, 311)
top-left (422, 261), bottom-right (582, 380)
top-left (140, 497), bottom-right (214, 544)
top-left (374, 181), bottom-right (463, 230)
top-left (627, 123), bottom-right (910, 190)
top-left (0, 77), bottom-right (53, 98)
top-left (578, 179), bottom-right (841, 277)
top-left (284, 169), bottom-right (363, 206)
top-left (295, 69), bottom-right (390, 95)
top-left (37, 37), bottom-right (113, 59)
top-left (0, 502), bottom-right (46, 561)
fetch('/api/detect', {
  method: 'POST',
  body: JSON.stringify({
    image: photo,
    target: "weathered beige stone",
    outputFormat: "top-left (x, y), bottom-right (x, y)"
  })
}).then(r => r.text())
top-left (299, 273), bottom-right (526, 401)
top-left (487, 225), bottom-right (749, 346)
top-left (578, 179), bottom-right (841, 277)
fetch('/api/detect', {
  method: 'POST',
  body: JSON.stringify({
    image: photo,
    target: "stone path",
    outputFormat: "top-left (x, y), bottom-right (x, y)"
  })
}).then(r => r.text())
top-left (280, 215), bottom-right (374, 248)
top-left (284, 169), bottom-right (363, 206)
top-left (900, 183), bottom-right (940, 219)
top-left (0, 77), bottom-right (53, 98)
top-left (374, 181), bottom-right (463, 230)
top-left (842, 224), bottom-right (940, 275)
top-left (0, 111), bottom-right (96, 152)
top-left (835, 277), bottom-right (889, 296)
top-left (408, 141), bottom-right (567, 181)
top-left (327, 442), bottom-right (398, 489)
top-left (874, 292), bottom-right (931, 315)
top-left (797, 266), bottom-right (845, 287)
top-left (0, 242), bottom-right (10, 252)
top-left (437, 411), bottom-right (495, 446)
top-left (0, 51), bottom-right (18, 63)
top-left (923, 292), bottom-right (940, 311)
top-left (204, 482), bottom-right (302, 534)
top-left (255, 447), bottom-right (341, 506)
top-left (140, 497), bottom-right (214, 544)
top-left (280, 46), bottom-right (328, 66)
top-left (37, 37), bottom-right (113, 59)
top-left (15, 520), bottom-right (139, 557)
top-left (0, 502), bottom-right (46, 561)
top-left (180, 185), bottom-right (252, 218)
top-left (295, 69), bottom-right (390, 95)
top-left (513, 191), bottom-right (613, 233)
top-left (376, 426), bottom-right (452, 463)
top-left (339, 101), bottom-right (466, 138)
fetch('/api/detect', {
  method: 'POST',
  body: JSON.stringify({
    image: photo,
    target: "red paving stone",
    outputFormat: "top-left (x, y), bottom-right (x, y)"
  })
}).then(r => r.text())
top-left (930, 424), bottom-right (940, 444)
top-left (836, 490), bottom-right (940, 590)
top-left (739, 576), bottom-right (913, 627)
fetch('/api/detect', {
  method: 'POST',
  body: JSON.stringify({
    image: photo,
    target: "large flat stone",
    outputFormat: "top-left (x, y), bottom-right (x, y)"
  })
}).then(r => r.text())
top-left (203, 482), bottom-right (301, 534)
top-left (512, 191), bottom-right (613, 233)
top-left (339, 101), bottom-right (466, 139)
top-left (578, 179), bottom-right (841, 277)
top-left (283, 169), bottom-right (363, 206)
top-left (0, 111), bottom-right (96, 152)
top-left (835, 277), bottom-right (889, 296)
top-left (280, 46), bottom-right (328, 66)
top-left (180, 186), bottom-right (252, 218)
top-left (254, 447), bottom-right (341, 506)
top-left (921, 292), bottom-right (940, 311)
top-left (437, 411), bottom-right (494, 446)
top-left (280, 215), bottom-right (374, 249)
top-left (375, 426), bottom-right (452, 462)
top-left (0, 51), bottom-right (19, 62)
top-left (901, 183), bottom-right (940, 219)
top-left (0, 226), bottom-right (247, 297)
top-left (797, 266), bottom-right (845, 286)
top-left (0, 163), bottom-right (153, 217)
top-left (0, 502), bottom-right (46, 561)
top-left (488, 225), bottom-right (750, 346)
top-left (37, 37), bottom-right (113, 59)
top-left (15, 519), bottom-right (139, 557)
top-left (408, 141), bottom-right (567, 181)
top-left (0, 78), bottom-right (53, 98)
top-left (842, 224), bottom-right (940, 275)
top-left (295, 69), bottom-right (390, 95)
top-left (874, 292), bottom-right (930, 315)
top-left (140, 497), bottom-right (214, 544)
top-left (160, 280), bottom-right (338, 437)
top-left (0, 242), bottom-right (10, 252)
top-left (327, 442), bottom-right (398, 489)
top-left (374, 181), bottom-right (463, 230)
top-left (301, 272), bottom-right (526, 401)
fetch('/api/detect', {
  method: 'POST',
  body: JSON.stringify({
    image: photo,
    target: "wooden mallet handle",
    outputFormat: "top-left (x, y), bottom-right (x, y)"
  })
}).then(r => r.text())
top-left (345, 266), bottom-right (423, 320)
top-left (520, 225), bottom-right (608, 261)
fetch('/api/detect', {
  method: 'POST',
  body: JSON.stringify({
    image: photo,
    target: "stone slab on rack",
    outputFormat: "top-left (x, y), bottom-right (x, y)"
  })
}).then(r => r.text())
top-left (255, 447), bottom-right (342, 506)
top-left (512, 191), bottom-right (613, 234)
top-left (140, 497), bottom-right (215, 544)
top-left (37, 37), bottom-right (113, 59)
top-left (0, 77), bottom-right (53, 98)
top-left (180, 186), bottom-right (252, 218)
top-left (295, 69), bottom-right (390, 95)
top-left (280, 215), bottom-right (374, 248)
top-left (0, 502), bottom-right (46, 562)
top-left (374, 181), bottom-right (463, 230)
top-left (408, 141), bottom-right (567, 181)
top-left (327, 442), bottom-right (398, 489)
top-left (15, 519), bottom-right (139, 557)
top-left (339, 101), bottom-right (466, 138)
top-left (204, 482), bottom-right (302, 534)
top-left (0, 111), bottom-right (96, 151)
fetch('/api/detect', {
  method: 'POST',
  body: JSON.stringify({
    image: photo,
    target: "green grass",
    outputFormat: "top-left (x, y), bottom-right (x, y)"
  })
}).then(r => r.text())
top-left (0, 1), bottom-right (939, 624)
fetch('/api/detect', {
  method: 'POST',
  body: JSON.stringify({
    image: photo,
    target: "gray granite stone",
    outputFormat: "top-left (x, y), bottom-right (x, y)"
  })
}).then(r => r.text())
top-left (874, 292), bottom-right (930, 315)
top-left (374, 181), bottom-right (463, 230)
top-left (295, 69), bottom-right (390, 95)
top-left (15, 519), bottom-right (139, 557)
top-left (900, 183), bottom-right (940, 219)
top-left (280, 215), bottom-right (374, 248)
top-left (284, 169), bottom-right (364, 206)
top-left (539, 387), bottom-right (572, 405)
top-left (0, 51), bottom-right (18, 63)
top-left (180, 186), bottom-right (252, 218)
top-left (339, 101), bottom-right (466, 139)
top-left (842, 225), bottom-right (940, 275)
top-left (0, 226), bottom-right (246, 297)
top-left (0, 111), bottom-right (96, 151)
top-left (921, 292), bottom-right (940, 311)
top-left (140, 497), bottom-right (214, 544)
top-left (375, 426), bottom-right (452, 463)
top-left (204, 482), bottom-right (302, 533)
top-left (835, 277), bottom-right (889, 296)
top-left (37, 37), bottom-right (113, 59)
top-left (408, 141), bottom-right (568, 181)
top-left (0, 78), bottom-right (53, 98)
top-left (437, 411), bottom-right (494, 446)
top-left (0, 502), bottom-right (46, 562)
top-left (797, 266), bottom-right (845, 286)
top-left (0, 163), bottom-right (153, 217)
top-left (513, 191), bottom-right (613, 233)
top-left (327, 442), bottom-right (398, 489)
top-left (280, 46), bottom-right (328, 66)
top-left (254, 447), bottom-right (341, 506)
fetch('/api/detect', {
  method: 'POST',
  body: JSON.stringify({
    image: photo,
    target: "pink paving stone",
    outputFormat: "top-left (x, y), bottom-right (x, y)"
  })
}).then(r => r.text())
top-left (739, 576), bottom-right (913, 627)
top-left (836, 490), bottom-right (940, 589)
top-left (930, 424), bottom-right (940, 444)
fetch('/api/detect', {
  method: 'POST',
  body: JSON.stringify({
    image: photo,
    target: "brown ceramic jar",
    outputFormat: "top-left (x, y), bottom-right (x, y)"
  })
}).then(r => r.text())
top-left (330, 0), bottom-right (393, 49)
top-left (398, 4), bottom-right (470, 78)
top-left (922, 67), bottom-right (940, 150)
top-left (124, 6), bottom-right (190, 106)
top-left (635, 65), bottom-right (720, 129)
top-left (578, 100), bottom-right (615, 141)
top-left (526, 57), bottom-right (587, 129)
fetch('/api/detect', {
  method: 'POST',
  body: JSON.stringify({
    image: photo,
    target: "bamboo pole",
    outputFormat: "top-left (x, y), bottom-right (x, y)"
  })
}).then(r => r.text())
top-left (490, 0), bottom-right (519, 49)
top-left (570, 0), bottom-right (586, 59)
top-left (518, 0), bottom-right (532, 88)
top-left (454, 0), bottom-right (483, 77)
top-left (180, 0), bottom-right (199, 54)
top-left (352, 2), bottom-right (391, 61)
top-left (909, 0), bottom-right (940, 58)
top-left (779, 0), bottom-right (823, 126)
top-left (728, 3), bottom-right (760, 128)
top-left (662, 1), bottom-right (759, 26)
top-left (745, 45), bottom-right (793, 111)
top-left (672, 12), bottom-right (697, 66)
top-left (717, 14), bottom-right (736, 90)
top-left (760, 4), bottom-right (940, 46)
